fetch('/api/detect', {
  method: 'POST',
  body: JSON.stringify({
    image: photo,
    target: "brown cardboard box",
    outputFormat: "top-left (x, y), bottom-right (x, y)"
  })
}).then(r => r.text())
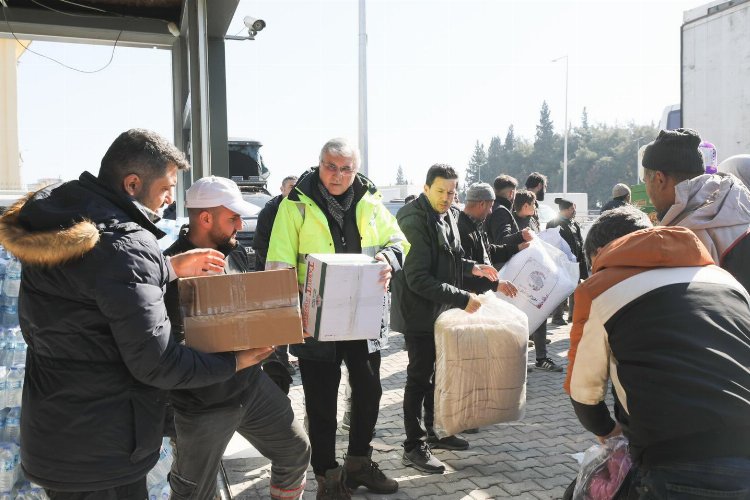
top-left (177, 268), bottom-right (304, 352)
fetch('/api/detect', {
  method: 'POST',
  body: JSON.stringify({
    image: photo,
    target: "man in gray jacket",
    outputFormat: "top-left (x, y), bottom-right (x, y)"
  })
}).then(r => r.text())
top-left (643, 128), bottom-right (750, 290)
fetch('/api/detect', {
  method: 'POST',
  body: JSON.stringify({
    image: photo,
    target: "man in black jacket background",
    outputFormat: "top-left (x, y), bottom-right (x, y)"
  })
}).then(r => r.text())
top-left (458, 182), bottom-right (523, 294)
top-left (487, 175), bottom-right (530, 247)
top-left (392, 165), bottom-right (499, 475)
top-left (252, 174), bottom-right (299, 376)
top-left (253, 175), bottom-right (298, 271)
top-left (163, 176), bottom-right (310, 500)
top-left (546, 197), bottom-right (588, 326)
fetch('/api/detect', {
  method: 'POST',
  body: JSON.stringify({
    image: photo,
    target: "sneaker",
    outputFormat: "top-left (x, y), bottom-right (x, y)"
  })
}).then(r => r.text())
top-left (463, 427), bottom-right (479, 434)
top-left (546, 338), bottom-right (552, 344)
top-left (535, 357), bottom-right (563, 372)
top-left (402, 442), bottom-right (446, 474)
top-left (344, 448), bottom-right (398, 493)
top-left (551, 317), bottom-right (568, 326)
top-left (426, 432), bottom-right (469, 450)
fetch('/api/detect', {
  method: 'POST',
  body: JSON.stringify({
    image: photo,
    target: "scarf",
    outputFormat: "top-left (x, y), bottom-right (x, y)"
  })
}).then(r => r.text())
top-left (317, 181), bottom-right (354, 230)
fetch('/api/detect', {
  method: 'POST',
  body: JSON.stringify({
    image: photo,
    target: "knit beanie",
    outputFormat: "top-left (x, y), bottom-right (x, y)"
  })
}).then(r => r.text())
top-left (642, 128), bottom-right (704, 174)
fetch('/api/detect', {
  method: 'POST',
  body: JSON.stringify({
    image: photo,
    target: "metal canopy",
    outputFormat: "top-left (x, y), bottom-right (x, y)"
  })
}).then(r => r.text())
top-left (0, 0), bottom-right (240, 212)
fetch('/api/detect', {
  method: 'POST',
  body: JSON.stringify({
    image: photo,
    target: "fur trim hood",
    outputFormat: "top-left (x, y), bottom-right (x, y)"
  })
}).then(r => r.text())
top-left (0, 193), bottom-right (99, 267)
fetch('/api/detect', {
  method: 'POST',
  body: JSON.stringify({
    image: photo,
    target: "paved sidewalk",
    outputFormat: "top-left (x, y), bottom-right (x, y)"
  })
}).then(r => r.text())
top-left (224, 322), bottom-right (605, 499)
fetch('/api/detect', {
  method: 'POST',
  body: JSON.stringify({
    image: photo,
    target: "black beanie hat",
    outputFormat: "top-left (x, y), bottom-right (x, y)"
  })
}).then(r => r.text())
top-left (642, 128), bottom-right (704, 174)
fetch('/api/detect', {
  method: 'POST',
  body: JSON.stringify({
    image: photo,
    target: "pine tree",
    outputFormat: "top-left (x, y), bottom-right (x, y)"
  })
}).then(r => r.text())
top-left (466, 141), bottom-right (487, 186)
top-left (395, 165), bottom-right (407, 185)
top-left (486, 136), bottom-right (503, 182)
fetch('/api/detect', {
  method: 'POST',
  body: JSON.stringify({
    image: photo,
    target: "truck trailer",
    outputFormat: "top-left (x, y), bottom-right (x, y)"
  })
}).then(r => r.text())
top-left (681, 0), bottom-right (750, 161)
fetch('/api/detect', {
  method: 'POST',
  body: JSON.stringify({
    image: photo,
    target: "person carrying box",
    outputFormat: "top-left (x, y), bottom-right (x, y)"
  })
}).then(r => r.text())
top-left (163, 176), bottom-right (310, 500)
top-left (266, 138), bottom-right (406, 499)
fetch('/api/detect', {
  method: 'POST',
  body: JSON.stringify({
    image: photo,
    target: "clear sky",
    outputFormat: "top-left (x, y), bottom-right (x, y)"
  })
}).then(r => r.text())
top-left (15, 0), bottom-right (704, 194)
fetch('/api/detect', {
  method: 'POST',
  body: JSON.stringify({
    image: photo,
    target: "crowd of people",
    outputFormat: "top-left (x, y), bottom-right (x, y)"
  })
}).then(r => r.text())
top-left (0, 127), bottom-right (746, 500)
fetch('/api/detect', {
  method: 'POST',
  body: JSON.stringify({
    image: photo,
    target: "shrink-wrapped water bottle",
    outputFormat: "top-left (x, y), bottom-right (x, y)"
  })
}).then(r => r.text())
top-left (3, 407), bottom-right (20, 444)
top-left (5, 367), bottom-right (23, 409)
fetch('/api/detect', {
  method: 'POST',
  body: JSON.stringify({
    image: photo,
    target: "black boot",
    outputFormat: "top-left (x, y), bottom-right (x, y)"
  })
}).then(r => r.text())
top-left (344, 448), bottom-right (398, 494)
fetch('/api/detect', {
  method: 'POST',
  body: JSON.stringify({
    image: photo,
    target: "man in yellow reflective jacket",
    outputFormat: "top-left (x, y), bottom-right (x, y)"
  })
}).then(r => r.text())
top-left (267, 138), bottom-right (406, 500)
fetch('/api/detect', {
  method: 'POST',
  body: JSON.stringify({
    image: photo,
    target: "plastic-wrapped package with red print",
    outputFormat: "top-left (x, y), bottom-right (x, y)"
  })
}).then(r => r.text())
top-left (573, 436), bottom-right (633, 500)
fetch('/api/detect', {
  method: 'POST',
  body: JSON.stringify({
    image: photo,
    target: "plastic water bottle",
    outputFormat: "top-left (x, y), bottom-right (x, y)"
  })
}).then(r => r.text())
top-left (0, 443), bottom-right (17, 494)
top-left (147, 485), bottom-right (161, 500)
top-left (1, 259), bottom-right (21, 329)
top-left (0, 367), bottom-right (8, 409)
top-left (159, 484), bottom-right (170, 500)
top-left (3, 407), bottom-right (20, 444)
top-left (9, 333), bottom-right (25, 368)
top-left (0, 330), bottom-right (14, 369)
top-left (5, 367), bottom-right (23, 409)
top-left (147, 439), bottom-right (172, 489)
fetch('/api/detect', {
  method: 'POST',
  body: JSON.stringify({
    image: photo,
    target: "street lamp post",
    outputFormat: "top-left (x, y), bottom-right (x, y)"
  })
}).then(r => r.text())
top-left (358, 0), bottom-right (369, 177)
top-left (552, 55), bottom-right (568, 194)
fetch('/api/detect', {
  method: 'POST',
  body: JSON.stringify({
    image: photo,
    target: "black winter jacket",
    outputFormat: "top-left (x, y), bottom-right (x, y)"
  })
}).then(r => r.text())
top-left (391, 194), bottom-right (475, 336)
top-left (0, 173), bottom-right (236, 492)
top-left (252, 194), bottom-right (283, 271)
top-left (456, 211), bottom-right (517, 293)
top-left (545, 216), bottom-right (589, 279)
top-left (486, 197), bottom-right (524, 247)
top-left (164, 228), bottom-right (262, 412)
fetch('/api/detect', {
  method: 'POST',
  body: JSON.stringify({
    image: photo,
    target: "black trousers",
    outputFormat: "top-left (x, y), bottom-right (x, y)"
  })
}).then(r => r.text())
top-left (403, 334), bottom-right (437, 452)
top-left (45, 478), bottom-right (147, 500)
top-left (298, 340), bottom-right (382, 476)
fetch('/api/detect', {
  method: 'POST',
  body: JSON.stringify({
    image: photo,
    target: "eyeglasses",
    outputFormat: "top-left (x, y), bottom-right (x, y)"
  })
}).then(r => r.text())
top-left (322, 163), bottom-right (356, 176)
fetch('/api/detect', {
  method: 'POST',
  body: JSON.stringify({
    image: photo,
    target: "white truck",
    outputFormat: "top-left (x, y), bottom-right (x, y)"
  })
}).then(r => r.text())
top-left (681, 0), bottom-right (750, 161)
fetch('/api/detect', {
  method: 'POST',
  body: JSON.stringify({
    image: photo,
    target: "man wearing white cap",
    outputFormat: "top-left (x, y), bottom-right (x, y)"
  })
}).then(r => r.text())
top-left (601, 183), bottom-right (631, 213)
top-left (163, 176), bottom-right (311, 500)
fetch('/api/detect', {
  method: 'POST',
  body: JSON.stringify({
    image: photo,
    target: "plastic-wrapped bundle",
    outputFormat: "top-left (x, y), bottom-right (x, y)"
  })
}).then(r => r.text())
top-left (573, 436), bottom-right (633, 500)
top-left (433, 293), bottom-right (528, 438)
top-left (496, 238), bottom-right (579, 332)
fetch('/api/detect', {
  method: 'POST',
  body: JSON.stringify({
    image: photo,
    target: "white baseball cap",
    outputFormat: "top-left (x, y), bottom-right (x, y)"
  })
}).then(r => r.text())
top-left (185, 176), bottom-right (260, 216)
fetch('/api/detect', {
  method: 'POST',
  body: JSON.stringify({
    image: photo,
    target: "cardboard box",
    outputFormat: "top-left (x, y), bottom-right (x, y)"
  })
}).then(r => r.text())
top-left (178, 269), bottom-right (304, 352)
top-left (302, 253), bottom-right (386, 341)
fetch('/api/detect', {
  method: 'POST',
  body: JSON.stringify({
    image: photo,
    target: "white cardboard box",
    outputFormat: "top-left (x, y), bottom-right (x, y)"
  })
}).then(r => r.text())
top-left (302, 253), bottom-right (386, 341)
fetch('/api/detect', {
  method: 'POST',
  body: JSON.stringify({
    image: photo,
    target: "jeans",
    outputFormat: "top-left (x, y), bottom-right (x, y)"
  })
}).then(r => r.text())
top-left (532, 322), bottom-right (547, 360)
top-left (45, 478), bottom-right (147, 500)
top-left (169, 373), bottom-right (310, 500)
top-left (298, 340), bottom-right (382, 476)
top-left (403, 335), bottom-right (436, 452)
top-left (636, 457), bottom-right (750, 499)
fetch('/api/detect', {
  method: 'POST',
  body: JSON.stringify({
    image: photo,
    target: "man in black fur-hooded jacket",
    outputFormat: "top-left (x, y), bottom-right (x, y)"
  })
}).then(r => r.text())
top-left (0, 130), bottom-right (271, 498)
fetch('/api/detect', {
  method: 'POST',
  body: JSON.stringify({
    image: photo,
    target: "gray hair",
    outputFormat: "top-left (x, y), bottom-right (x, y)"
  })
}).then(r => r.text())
top-left (584, 205), bottom-right (652, 267)
top-left (319, 138), bottom-right (360, 168)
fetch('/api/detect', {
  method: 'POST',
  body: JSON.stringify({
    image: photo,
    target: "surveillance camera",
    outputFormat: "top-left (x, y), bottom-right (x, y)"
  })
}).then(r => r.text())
top-left (243, 16), bottom-right (266, 33)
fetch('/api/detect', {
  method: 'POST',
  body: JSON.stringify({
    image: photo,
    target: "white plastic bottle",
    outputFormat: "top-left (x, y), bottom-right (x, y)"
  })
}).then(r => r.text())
top-left (0, 367), bottom-right (8, 409)
top-left (5, 367), bottom-right (22, 410)
top-left (0, 443), bottom-right (16, 494)
top-left (3, 408), bottom-right (20, 444)
top-left (1, 260), bottom-right (21, 330)
top-left (9, 333), bottom-right (25, 368)
top-left (147, 438), bottom-right (172, 489)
